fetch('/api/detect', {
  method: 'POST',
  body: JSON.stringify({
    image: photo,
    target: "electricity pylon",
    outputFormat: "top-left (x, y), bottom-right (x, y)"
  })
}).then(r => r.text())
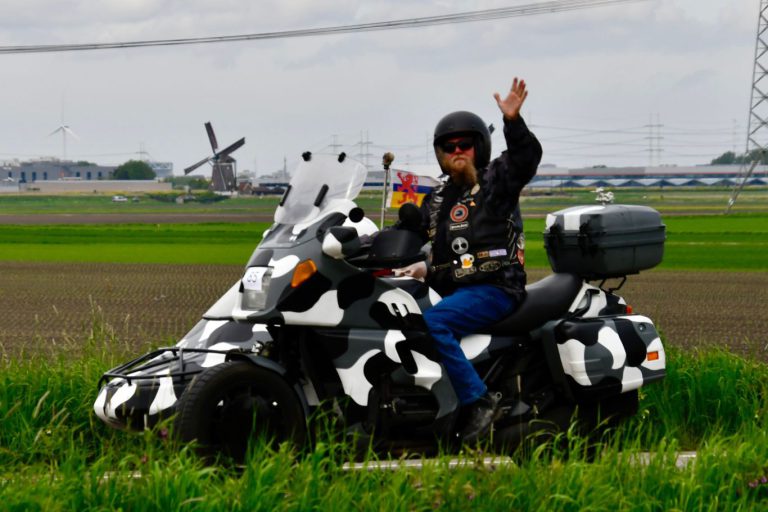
top-left (726, 0), bottom-right (768, 213)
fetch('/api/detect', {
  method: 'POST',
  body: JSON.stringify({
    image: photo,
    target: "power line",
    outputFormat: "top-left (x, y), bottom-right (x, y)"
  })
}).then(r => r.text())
top-left (0, 0), bottom-right (647, 55)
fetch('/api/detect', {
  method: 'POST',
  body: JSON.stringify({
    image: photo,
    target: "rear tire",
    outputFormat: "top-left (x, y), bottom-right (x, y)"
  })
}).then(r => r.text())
top-left (494, 403), bottom-right (574, 455)
top-left (494, 390), bottom-right (640, 457)
top-left (175, 360), bottom-right (306, 463)
top-left (578, 390), bottom-right (640, 430)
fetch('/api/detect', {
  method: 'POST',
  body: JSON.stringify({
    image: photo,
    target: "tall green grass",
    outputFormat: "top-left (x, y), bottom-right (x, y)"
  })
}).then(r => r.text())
top-left (2, 318), bottom-right (768, 510)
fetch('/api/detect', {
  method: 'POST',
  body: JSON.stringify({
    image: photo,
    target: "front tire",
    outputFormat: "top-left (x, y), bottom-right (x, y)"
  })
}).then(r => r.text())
top-left (175, 360), bottom-right (306, 463)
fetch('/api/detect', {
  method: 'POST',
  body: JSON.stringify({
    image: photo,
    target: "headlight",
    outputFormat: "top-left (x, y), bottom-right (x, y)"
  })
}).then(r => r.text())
top-left (242, 267), bottom-right (272, 310)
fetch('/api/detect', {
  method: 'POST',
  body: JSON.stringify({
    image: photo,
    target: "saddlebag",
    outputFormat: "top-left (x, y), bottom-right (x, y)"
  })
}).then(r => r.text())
top-left (543, 204), bottom-right (665, 279)
top-left (541, 315), bottom-right (666, 401)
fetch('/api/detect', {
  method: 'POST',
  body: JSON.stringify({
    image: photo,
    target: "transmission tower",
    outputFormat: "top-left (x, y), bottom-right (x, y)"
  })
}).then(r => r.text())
top-left (644, 114), bottom-right (663, 167)
top-left (727, 0), bottom-right (768, 213)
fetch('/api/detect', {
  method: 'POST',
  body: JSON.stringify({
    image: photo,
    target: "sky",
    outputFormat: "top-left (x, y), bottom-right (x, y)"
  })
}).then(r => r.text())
top-left (0, 0), bottom-right (758, 176)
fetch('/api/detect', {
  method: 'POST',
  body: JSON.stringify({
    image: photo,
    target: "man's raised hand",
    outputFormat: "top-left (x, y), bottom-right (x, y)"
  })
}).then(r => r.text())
top-left (493, 77), bottom-right (529, 121)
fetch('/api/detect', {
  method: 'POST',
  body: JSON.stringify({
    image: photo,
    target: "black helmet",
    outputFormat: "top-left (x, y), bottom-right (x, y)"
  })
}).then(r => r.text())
top-left (433, 111), bottom-right (492, 168)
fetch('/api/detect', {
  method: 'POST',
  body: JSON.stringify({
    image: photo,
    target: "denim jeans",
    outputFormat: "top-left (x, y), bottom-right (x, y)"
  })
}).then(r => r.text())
top-left (423, 284), bottom-right (517, 405)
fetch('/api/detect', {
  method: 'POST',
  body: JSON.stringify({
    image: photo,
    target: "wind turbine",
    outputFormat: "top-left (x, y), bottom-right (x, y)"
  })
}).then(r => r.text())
top-left (48, 124), bottom-right (79, 161)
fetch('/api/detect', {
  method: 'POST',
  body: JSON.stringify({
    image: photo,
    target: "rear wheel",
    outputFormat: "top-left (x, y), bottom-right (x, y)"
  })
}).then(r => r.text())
top-left (494, 390), bottom-right (640, 456)
top-left (578, 390), bottom-right (640, 430)
top-left (175, 360), bottom-right (306, 463)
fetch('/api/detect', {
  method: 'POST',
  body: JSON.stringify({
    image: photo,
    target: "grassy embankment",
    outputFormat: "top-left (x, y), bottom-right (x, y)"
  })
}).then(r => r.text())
top-left (1, 328), bottom-right (767, 510)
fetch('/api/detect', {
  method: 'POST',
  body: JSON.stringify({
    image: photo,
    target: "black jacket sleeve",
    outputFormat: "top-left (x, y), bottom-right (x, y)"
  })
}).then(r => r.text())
top-left (482, 116), bottom-right (542, 216)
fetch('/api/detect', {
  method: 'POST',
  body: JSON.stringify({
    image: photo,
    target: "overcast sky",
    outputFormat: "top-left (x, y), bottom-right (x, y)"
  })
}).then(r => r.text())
top-left (0, 0), bottom-right (757, 176)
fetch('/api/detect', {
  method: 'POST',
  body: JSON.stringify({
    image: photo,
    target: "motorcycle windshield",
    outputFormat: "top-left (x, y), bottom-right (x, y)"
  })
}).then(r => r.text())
top-left (274, 154), bottom-right (368, 225)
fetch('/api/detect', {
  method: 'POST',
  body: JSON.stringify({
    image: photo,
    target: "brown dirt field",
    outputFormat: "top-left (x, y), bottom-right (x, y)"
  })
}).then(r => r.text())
top-left (0, 263), bottom-right (765, 361)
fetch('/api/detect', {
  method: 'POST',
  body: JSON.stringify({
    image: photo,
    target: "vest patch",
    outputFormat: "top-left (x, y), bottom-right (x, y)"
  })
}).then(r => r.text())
top-left (450, 204), bottom-right (468, 223)
top-left (449, 222), bottom-right (469, 231)
top-left (479, 260), bottom-right (502, 272)
top-left (454, 266), bottom-right (477, 279)
top-left (451, 237), bottom-right (469, 254)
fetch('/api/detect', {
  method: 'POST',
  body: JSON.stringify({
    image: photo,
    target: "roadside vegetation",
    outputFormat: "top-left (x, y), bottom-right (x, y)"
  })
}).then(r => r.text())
top-left (1, 326), bottom-right (767, 510)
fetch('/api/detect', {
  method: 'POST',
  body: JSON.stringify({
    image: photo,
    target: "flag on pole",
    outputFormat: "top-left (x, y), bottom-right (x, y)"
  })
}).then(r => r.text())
top-left (389, 168), bottom-right (440, 207)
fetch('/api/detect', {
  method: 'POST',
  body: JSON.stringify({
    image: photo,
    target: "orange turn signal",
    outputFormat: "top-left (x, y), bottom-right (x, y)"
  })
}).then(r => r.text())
top-left (626, 304), bottom-right (634, 314)
top-left (646, 351), bottom-right (659, 362)
top-left (291, 259), bottom-right (317, 288)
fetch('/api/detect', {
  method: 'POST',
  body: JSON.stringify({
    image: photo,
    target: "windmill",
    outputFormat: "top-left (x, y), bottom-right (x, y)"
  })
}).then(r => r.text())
top-left (49, 124), bottom-right (79, 160)
top-left (184, 122), bottom-right (245, 193)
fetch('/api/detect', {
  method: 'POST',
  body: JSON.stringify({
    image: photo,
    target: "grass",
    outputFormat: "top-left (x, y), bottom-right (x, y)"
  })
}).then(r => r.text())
top-left (0, 194), bottom-right (279, 215)
top-left (525, 213), bottom-right (768, 271)
top-left (1, 212), bottom-right (766, 270)
top-left (2, 186), bottom-right (766, 216)
top-left (0, 223), bottom-right (269, 264)
top-left (1, 313), bottom-right (768, 510)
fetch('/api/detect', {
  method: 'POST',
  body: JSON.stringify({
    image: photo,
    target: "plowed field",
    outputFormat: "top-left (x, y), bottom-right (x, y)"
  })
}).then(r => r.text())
top-left (0, 263), bottom-right (765, 361)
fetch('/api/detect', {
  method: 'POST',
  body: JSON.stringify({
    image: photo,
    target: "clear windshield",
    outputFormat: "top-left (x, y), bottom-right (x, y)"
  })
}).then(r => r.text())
top-left (274, 154), bottom-right (368, 225)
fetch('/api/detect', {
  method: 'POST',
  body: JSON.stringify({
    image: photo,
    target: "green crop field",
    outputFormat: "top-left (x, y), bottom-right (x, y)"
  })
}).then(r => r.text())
top-left (0, 193), bottom-right (277, 215)
top-left (1, 186), bottom-right (766, 216)
top-left (0, 224), bottom-right (269, 264)
top-left (0, 213), bottom-right (766, 270)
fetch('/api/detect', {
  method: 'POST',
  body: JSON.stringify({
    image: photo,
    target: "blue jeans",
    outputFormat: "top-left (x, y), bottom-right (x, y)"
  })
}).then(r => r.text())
top-left (423, 285), bottom-right (517, 405)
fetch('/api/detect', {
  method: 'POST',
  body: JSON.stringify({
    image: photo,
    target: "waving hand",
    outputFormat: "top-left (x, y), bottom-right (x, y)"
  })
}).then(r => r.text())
top-left (493, 77), bottom-right (529, 121)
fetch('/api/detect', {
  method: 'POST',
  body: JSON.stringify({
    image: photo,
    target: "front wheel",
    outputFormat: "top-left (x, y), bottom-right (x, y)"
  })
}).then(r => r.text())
top-left (175, 360), bottom-right (307, 463)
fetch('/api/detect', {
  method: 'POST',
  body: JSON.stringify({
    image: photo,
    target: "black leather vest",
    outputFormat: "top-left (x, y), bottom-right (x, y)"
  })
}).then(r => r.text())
top-left (428, 182), bottom-right (525, 286)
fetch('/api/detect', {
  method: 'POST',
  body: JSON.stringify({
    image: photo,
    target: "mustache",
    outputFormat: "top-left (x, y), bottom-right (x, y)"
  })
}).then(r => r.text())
top-left (437, 151), bottom-right (477, 187)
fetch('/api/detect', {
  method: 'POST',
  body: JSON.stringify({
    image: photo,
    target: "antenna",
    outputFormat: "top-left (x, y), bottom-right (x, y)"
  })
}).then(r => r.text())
top-left (727, 0), bottom-right (768, 213)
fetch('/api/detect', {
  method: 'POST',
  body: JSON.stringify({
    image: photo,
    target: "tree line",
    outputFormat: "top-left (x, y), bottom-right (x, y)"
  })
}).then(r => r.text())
top-left (711, 148), bottom-right (768, 165)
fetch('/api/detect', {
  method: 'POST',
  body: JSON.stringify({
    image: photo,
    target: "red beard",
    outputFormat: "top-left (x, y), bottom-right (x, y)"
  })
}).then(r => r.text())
top-left (439, 152), bottom-right (478, 187)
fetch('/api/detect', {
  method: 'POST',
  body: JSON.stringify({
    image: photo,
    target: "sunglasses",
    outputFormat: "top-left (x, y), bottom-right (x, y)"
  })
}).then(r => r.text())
top-left (440, 139), bottom-right (474, 153)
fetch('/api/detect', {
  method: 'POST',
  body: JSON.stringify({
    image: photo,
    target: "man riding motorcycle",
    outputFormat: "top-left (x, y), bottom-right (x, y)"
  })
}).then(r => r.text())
top-left (396, 77), bottom-right (543, 441)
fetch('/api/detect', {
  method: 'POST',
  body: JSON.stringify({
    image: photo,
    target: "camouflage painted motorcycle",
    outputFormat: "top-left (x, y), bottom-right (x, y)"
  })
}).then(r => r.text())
top-left (94, 153), bottom-right (666, 461)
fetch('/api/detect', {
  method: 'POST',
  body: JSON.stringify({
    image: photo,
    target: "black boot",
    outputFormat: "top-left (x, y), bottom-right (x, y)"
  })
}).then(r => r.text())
top-left (460, 391), bottom-right (500, 443)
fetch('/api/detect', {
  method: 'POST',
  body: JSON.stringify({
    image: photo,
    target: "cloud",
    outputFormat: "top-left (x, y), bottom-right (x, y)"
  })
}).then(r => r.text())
top-left (0, 0), bottom-right (757, 171)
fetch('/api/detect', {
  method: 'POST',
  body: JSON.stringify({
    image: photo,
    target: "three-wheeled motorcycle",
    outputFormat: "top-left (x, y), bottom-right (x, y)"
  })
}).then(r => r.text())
top-left (94, 153), bottom-right (667, 461)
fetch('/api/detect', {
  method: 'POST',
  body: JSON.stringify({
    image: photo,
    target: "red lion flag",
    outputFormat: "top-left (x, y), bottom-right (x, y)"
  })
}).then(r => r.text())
top-left (389, 168), bottom-right (439, 207)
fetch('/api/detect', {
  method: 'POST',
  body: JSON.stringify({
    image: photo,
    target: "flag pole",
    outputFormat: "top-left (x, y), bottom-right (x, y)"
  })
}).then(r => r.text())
top-left (380, 152), bottom-right (394, 229)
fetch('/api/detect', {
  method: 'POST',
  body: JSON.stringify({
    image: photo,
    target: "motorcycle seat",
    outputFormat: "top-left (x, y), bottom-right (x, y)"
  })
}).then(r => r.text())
top-left (483, 273), bottom-right (583, 335)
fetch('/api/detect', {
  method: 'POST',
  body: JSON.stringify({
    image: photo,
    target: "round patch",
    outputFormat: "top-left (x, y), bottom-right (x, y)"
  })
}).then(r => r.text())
top-left (451, 237), bottom-right (469, 255)
top-left (450, 204), bottom-right (468, 223)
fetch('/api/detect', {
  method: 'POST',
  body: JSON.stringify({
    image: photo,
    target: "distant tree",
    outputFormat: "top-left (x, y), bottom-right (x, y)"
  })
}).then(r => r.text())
top-left (711, 149), bottom-right (768, 165)
top-left (76, 160), bottom-right (96, 166)
top-left (711, 151), bottom-right (736, 165)
top-left (168, 176), bottom-right (210, 190)
top-left (113, 160), bottom-right (156, 180)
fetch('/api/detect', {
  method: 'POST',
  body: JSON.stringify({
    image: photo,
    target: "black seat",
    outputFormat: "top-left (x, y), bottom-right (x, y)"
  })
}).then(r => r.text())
top-left (483, 273), bottom-right (583, 335)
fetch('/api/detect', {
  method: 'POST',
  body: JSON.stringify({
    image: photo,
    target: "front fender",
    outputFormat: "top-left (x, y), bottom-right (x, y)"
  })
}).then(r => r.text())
top-left (225, 353), bottom-right (312, 418)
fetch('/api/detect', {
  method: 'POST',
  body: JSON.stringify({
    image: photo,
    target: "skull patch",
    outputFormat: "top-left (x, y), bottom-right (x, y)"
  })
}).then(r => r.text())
top-left (451, 237), bottom-right (469, 254)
